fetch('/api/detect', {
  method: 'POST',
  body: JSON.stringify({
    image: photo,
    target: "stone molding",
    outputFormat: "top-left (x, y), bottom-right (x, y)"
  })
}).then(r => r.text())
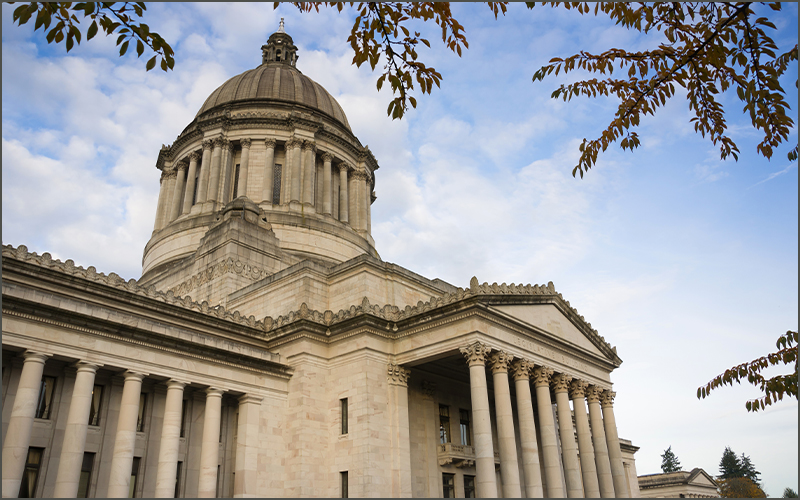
top-left (586, 385), bottom-right (604, 403)
top-left (168, 257), bottom-right (272, 297)
top-left (189, 151), bottom-right (202, 162)
top-left (240, 137), bottom-right (252, 148)
top-left (510, 359), bottom-right (533, 381)
top-left (600, 390), bottom-right (616, 408)
top-left (264, 138), bottom-right (277, 149)
top-left (569, 379), bottom-right (588, 399)
top-left (489, 350), bottom-right (514, 374)
top-left (460, 341), bottom-right (492, 367)
top-left (387, 363), bottom-right (410, 387)
top-left (532, 366), bottom-right (554, 387)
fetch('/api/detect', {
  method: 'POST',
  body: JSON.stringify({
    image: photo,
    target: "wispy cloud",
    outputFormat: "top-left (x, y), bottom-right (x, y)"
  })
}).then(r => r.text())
top-left (750, 163), bottom-right (797, 188)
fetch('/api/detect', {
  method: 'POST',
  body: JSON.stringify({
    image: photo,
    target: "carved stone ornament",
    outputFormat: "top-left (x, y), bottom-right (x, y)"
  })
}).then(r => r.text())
top-left (222, 139), bottom-right (234, 151)
top-left (264, 138), bottom-right (277, 149)
top-left (460, 341), bottom-right (492, 367)
top-left (600, 390), bottom-right (616, 408)
top-left (511, 359), bottom-right (533, 381)
top-left (421, 381), bottom-right (436, 400)
top-left (532, 366), bottom-right (554, 387)
top-left (176, 158), bottom-right (190, 171)
top-left (489, 351), bottom-right (514, 374)
top-left (188, 151), bottom-right (202, 162)
top-left (569, 379), bottom-right (588, 399)
top-left (350, 170), bottom-right (368, 181)
top-left (302, 140), bottom-right (316, 152)
top-left (551, 373), bottom-right (573, 393)
top-left (586, 385), bottom-right (604, 404)
top-left (240, 137), bottom-right (252, 148)
top-left (338, 162), bottom-right (351, 173)
top-left (321, 152), bottom-right (333, 163)
top-left (201, 139), bottom-right (214, 151)
top-left (387, 363), bottom-right (410, 387)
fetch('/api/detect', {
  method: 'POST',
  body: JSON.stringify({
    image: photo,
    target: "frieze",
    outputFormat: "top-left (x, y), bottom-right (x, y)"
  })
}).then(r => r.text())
top-left (169, 258), bottom-right (272, 297)
top-left (510, 336), bottom-right (589, 374)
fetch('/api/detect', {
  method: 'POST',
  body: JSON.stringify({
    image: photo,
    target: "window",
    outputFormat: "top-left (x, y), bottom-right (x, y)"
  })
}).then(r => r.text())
top-left (340, 471), bottom-right (348, 498)
top-left (439, 405), bottom-right (451, 444)
top-left (77, 452), bottom-right (95, 498)
top-left (463, 475), bottom-right (476, 498)
top-left (136, 394), bottom-right (146, 432)
top-left (35, 376), bottom-right (56, 419)
top-left (232, 163), bottom-right (241, 198)
top-left (174, 461), bottom-right (183, 498)
top-left (180, 402), bottom-right (188, 438)
top-left (340, 398), bottom-right (348, 434)
top-left (88, 385), bottom-right (103, 426)
top-left (18, 447), bottom-right (44, 498)
top-left (129, 457), bottom-right (141, 498)
top-left (459, 409), bottom-right (471, 446)
top-left (442, 473), bottom-right (455, 498)
top-left (192, 170), bottom-right (199, 205)
top-left (273, 163), bottom-right (282, 204)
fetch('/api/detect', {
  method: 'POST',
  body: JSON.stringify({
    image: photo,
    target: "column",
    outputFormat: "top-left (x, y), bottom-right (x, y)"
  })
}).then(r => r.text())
top-left (459, 341), bottom-right (498, 498)
top-left (420, 381), bottom-right (440, 497)
top-left (195, 140), bottom-right (213, 204)
top-left (302, 141), bottom-right (316, 208)
top-left (322, 153), bottom-right (333, 215)
top-left (262, 139), bottom-right (276, 204)
top-left (154, 380), bottom-right (187, 497)
top-left (587, 386), bottom-right (615, 498)
top-left (53, 362), bottom-right (102, 497)
top-left (197, 388), bottom-right (225, 497)
top-left (532, 366), bottom-right (564, 498)
top-left (489, 351), bottom-right (522, 498)
top-left (168, 160), bottom-right (188, 222)
top-left (552, 373), bottom-right (583, 498)
top-left (601, 391), bottom-right (629, 498)
top-left (511, 359), bottom-right (544, 498)
top-left (234, 394), bottom-right (262, 498)
top-left (570, 380), bottom-right (601, 498)
top-left (236, 138), bottom-right (252, 199)
top-left (107, 371), bottom-right (147, 498)
top-left (289, 138), bottom-right (302, 206)
top-left (206, 137), bottom-right (225, 203)
top-left (221, 140), bottom-right (234, 204)
top-left (153, 169), bottom-right (171, 231)
top-left (182, 151), bottom-right (200, 213)
top-left (338, 163), bottom-right (349, 223)
top-left (1, 351), bottom-right (50, 498)
top-left (387, 364), bottom-right (412, 497)
top-left (366, 176), bottom-right (373, 234)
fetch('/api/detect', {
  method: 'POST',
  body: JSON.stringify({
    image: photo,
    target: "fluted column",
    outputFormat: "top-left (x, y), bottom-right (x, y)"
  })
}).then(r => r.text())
top-left (2, 351), bottom-right (50, 498)
top-left (587, 386), bottom-right (615, 498)
top-left (234, 138), bottom-right (251, 199)
top-left (302, 141), bottom-right (316, 208)
top-left (197, 387), bottom-right (225, 497)
top-left (601, 391), bottom-right (628, 498)
top-left (206, 137), bottom-right (225, 204)
top-left (338, 163), bottom-right (350, 223)
top-left (107, 371), bottom-right (147, 498)
top-left (553, 373), bottom-right (583, 498)
top-left (168, 160), bottom-right (188, 222)
top-left (154, 380), bottom-right (187, 497)
top-left (53, 362), bottom-right (102, 497)
top-left (262, 139), bottom-right (276, 204)
top-left (459, 341), bottom-right (497, 498)
top-left (221, 140), bottom-right (234, 204)
top-left (387, 364), bottom-right (412, 497)
top-left (570, 380), bottom-right (600, 498)
top-left (490, 351), bottom-right (522, 498)
top-left (511, 359), bottom-right (544, 498)
top-left (183, 151), bottom-right (201, 213)
top-left (153, 169), bottom-right (172, 231)
top-left (196, 140), bottom-right (213, 204)
top-left (288, 138), bottom-right (302, 207)
top-left (321, 153), bottom-right (333, 215)
top-left (532, 366), bottom-right (564, 498)
top-left (234, 394), bottom-right (262, 498)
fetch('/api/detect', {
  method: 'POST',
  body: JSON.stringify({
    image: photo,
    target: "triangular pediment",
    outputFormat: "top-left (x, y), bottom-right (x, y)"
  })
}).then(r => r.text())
top-left (492, 303), bottom-right (610, 360)
top-left (688, 469), bottom-right (717, 487)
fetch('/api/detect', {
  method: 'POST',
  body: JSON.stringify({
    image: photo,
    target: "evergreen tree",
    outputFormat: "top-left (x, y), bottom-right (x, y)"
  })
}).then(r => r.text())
top-left (739, 454), bottom-right (761, 487)
top-left (660, 446), bottom-right (682, 473)
top-left (719, 447), bottom-right (743, 479)
top-left (783, 487), bottom-right (798, 498)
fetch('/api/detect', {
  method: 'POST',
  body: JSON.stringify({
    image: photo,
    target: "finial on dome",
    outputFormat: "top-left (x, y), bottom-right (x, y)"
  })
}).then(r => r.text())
top-left (261, 19), bottom-right (299, 66)
top-left (278, 17), bottom-right (285, 33)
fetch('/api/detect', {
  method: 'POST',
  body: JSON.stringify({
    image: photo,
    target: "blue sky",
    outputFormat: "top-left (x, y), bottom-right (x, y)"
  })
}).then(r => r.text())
top-left (2, 3), bottom-right (797, 495)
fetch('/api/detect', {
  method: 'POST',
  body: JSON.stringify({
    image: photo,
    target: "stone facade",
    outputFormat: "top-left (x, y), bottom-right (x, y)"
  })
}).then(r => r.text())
top-left (638, 468), bottom-right (719, 498)
top-left (1, 22), bottom-right (639, 498)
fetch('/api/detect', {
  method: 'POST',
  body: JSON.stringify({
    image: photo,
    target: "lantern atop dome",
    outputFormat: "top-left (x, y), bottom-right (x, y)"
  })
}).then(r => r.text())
top-left (261, 18), bottom-right (298, 66)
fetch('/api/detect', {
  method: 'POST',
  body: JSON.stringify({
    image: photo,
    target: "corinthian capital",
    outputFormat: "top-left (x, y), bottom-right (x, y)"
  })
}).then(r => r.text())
top-left (489, 351), bottom-right (514, 374)
top-left (350, 170), bottom-right (368, 181)
top-left (213, 136), bottom-right (227, 149)
top-left (222, 139), bottom-right (234, 151)
top-left (338, 162), bottom-right (351, 173)
top-left (321, 152), bottom-right (333, 163)
top-left (600, 390), bottom-right (616, 408)
top-left (387, 363), bottom-right (410, 387)
top-left (264, 138), bottom-right (277, 149)
top-left (302, 140), bottom-right (316, 152)
top-left (176, 159), bottom-right (189, 171)
top-left (551, 373), bottom-right (573, 393)
top-left (188, 151), bottom-right (202, 163)
top-left (531, 366), bottom-right (553, 387)
top-left (569, 379), bottom-right (588, 399)
top-left (240, 138), bottom-right (252, 149)
top-left (460, 341), bottom-right (492, 367)
top-left (586, 385), bottom-right (604, 403)
top-left (201, 139), bottom-right (214, 151)
top-left (511, 359), bottom-right (533, 381)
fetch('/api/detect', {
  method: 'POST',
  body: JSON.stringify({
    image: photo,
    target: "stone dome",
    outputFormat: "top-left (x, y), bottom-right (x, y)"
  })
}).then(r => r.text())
top-left (195, 27), bottom-right (351, 131)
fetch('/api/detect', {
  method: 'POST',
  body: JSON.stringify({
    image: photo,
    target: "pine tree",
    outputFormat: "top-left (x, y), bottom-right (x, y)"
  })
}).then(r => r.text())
top-left (660, 446), bottom-right (682, 473)
top-left (719, 447), bottom-right (743, 479)
top-left (739, 454), bottom-right (761, 487)
top-left (783, 487), bottom-right (799, 498)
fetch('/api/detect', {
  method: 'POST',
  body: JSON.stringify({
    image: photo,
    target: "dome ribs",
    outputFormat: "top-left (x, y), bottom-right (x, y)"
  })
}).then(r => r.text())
top-left (289, 70), bottom-right (304, 105)
top-left (311, 82), bottom-right (333, 116)
top-left (301, 76), bottom-right (318, 109)
top-left (217, 72), bottom-right (245, 105)
top-left (278, 67), bottom-right (295, 101)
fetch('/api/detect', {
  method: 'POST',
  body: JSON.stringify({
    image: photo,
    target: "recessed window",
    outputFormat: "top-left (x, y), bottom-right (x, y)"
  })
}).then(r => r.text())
top-left (180, 401), bottom-right (188, 438)
top-left (442, 473), bottom-right (455, 498)
top-left (88, 385), bottom-right (103, 426)
top-left (35, 376), bottom-right (56, 419)
top-left (232, 163), bottom-right (241, 198)
top-left (459, 409), bottom-right (471, 446)
top-left (340, 398), bottom-right (348, 435)
top-left (77, 452), bottom-right (95, 498)
top-left (273, 163), bottom-right (282, 204)
top-left (18, 447), bottom-right (44, 498)
top-left (128, 457), bottom-right (141, 498)
top-left (136, 394), bottom-right (146, 432)
top-left (463, 475), bottom-right (476, 498)
top-left (340, 471), bottom-right (348, 498)
top-left (439, 405), bottom-right (451, 444)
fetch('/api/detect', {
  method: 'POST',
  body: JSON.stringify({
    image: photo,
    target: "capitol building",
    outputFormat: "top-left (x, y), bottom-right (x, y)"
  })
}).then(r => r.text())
top-left (2, 23), bottom-right (640, 498)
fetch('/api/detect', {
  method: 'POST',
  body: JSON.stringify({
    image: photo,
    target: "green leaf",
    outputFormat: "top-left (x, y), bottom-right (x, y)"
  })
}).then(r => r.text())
top-left (137, 39), bottom-right (144, 57)
top-left (146, 55), bottom-right (157, 71)
top-left (87, 20), bottom-right (98, 40)
top-left (119, 40), bottom-right (129, 56)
